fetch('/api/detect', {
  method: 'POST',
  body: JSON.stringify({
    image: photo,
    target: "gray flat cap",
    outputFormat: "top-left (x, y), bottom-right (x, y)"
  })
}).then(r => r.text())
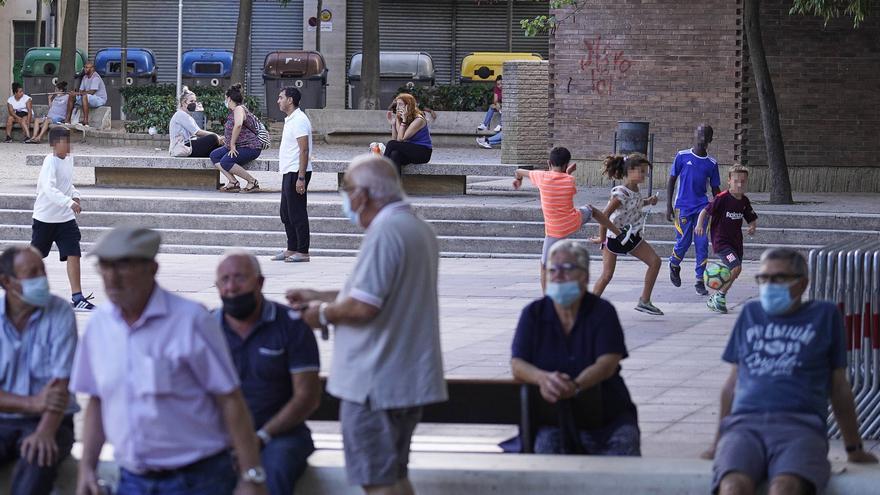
top-left (89, 227), bottom-right (161, 260)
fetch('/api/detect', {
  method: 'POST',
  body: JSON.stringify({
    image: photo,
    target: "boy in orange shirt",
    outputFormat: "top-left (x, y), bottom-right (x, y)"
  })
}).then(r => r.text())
top-left (514, 147), bottom-right (619, 290)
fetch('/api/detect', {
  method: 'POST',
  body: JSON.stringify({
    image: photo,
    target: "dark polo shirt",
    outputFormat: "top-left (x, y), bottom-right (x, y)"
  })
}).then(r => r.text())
top-left (216, 300), bottom-right (320, 434)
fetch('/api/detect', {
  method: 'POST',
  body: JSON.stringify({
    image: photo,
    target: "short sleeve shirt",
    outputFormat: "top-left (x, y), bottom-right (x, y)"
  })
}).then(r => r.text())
top-left (670, 149), bottom-right (721, 216)
top-left (216, 300), bottom-right (319, 431)
top-left (494, 85), bottom-right (503, 103)
top-left (512, 293), bottom-right (637, 426)
top-left (278, 108), bottom-right (313, 174)
top-left (608, 185), bottom-right (644, 237)
top-left (528, 170), bottom-right (581, 238)
top-left (79, 73), bottom-right (107, 101)
top-left (7, 95), bottom-right (31, 112)
top-left (722, 300), bottom-right (846, 423)
top-left (327, 202), bottom-right (448, 409)
top-left (47, 94), bottom-right (69, 120)
top-left (704, 190), bottom-right (758, 257)
top-left (169, 109), bottom-right (201, 145)
top-left (0, 295), bottom-right (79, 418)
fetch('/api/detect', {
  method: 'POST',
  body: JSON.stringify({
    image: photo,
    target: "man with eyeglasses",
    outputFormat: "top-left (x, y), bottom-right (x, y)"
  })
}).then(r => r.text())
top-left (705, 247), bottom-right (877, 495)
top-left (69, 227), bottom-right (268, 495)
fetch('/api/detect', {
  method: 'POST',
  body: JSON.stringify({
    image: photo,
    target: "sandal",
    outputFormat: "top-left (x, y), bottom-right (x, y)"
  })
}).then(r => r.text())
top-left (241, 179), bottom-right (260, 193)
top-left (219, 182), bottom-right (240, 192)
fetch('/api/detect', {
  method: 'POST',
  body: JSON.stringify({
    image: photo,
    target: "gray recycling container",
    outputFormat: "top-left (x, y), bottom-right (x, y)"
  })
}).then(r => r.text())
top-left (347, 51), bottom-right (434, 109)
top-left (263, 51), bottom-right (328, 121)
top-left (95, 47), bottom-right (158, 119)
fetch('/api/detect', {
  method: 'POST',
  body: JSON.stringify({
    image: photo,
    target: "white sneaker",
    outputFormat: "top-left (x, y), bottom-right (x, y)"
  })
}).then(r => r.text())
top-left (493, 125), bottom-right (502, 132)
top-left (476, 137), bottom-right (492, 149)
top-left (476, 124), bottom-right (488, 131)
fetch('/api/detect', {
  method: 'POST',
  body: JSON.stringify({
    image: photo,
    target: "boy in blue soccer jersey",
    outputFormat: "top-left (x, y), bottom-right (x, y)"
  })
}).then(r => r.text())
top-left (666, 123), bottom-right (721, 296)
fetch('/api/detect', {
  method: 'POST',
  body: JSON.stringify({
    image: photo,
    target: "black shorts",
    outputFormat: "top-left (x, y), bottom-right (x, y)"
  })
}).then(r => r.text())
top-left (15, 110), bottom-right (28, 118)
top-left (31, 219), bottom-right (82, 261)
top-left (605, 232), bottom-right (643, 256)
top-left (717, 248), bottom-right (743, 269)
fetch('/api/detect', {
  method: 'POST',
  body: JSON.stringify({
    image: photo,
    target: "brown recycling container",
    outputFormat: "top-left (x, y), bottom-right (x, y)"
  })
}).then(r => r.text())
top-left (263, 51), bottom-right (327, 121)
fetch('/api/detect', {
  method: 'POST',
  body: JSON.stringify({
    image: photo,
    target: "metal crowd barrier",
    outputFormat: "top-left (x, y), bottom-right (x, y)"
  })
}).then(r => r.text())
top-left (809, 241), bottom-right (880, 438)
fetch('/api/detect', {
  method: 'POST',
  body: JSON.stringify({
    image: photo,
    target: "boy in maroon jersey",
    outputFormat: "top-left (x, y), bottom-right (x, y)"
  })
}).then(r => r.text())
top-left (695, 165), bottom-right (757, 313)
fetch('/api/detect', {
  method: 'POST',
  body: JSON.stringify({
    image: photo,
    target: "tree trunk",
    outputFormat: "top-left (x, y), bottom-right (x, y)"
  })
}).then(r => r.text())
top-left (58, 0), bottom-right (80, 87)
top-left (35, 0), bottom-right (43, 46)
top-left (231, 0), bottom-right (253, 86)
top-left (360, 0), bottom-right (381, 110)
top-left (744, 0), bottom-right (793, 204)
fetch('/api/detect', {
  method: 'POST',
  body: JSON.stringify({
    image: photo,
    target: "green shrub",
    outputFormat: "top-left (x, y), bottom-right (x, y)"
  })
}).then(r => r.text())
top-left (119, 84), bottom-right (262, 134)
top-left (401, 84), bottom-right (493, 112)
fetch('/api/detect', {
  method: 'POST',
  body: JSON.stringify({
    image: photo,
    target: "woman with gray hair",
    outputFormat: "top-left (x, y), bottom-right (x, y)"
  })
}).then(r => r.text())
top-left (168, 86), bottom-right (223, 157)
top-left (508, 239), bottom-right (640, 455)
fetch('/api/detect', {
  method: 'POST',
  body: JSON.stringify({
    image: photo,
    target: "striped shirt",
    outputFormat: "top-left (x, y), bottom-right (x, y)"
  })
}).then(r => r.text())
top-left (529, 170), bottom-right (582, 238)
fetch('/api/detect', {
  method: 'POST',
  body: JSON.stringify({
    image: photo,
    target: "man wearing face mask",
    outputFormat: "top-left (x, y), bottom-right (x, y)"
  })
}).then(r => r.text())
top-left (0, 246), bottom-right (78, 495)
top-left (214, 251), bottom-right (321, 495)
top-left (287, 154), bottom-right (447, 495)
top-left (705, 248), bottom-right (877, 495)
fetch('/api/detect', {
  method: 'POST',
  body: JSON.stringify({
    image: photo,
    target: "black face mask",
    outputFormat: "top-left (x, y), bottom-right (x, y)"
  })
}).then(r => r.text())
top-left (186, 102), bottom-right (197, 112)
top-left (222, 291), bottom-right (259, 319)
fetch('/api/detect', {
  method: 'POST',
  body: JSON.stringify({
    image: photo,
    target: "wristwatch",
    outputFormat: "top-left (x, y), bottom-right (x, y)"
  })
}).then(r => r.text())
top-left (242, 466), bottom-right (267, 484)
top-left (297, 176), bottom-right (306, 182)
top-left (319, 302), bottom-right (330, 327)
top-left (256, 429), bottom-right (272, 446)
top-left (845, 442), bottom-right (864, 453)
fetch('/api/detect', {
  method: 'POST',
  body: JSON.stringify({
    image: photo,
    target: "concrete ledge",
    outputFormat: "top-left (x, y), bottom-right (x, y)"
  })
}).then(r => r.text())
top-left (304, 109), bottom-right (495, 146)
top-left (0, 105), bottom-right (111, 131)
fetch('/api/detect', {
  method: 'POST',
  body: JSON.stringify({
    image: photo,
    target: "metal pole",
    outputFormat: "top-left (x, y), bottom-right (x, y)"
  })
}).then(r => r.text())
top-left (120, 0), bottom-right (128, 118)
top-left (315, 0), bottom-right (323, 52)
top-left (176, 0), bottom-right (183, 100)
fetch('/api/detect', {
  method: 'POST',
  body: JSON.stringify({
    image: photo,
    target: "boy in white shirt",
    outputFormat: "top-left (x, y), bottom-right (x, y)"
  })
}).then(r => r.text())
top-left (31, 127), bottom-right (95, 311)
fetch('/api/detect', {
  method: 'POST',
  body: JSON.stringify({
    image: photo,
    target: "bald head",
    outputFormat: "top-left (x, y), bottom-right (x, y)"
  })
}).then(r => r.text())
top-left (344, 154), bottom-right (405, 204)
top-left (216, 250), bottom-right (264, 302)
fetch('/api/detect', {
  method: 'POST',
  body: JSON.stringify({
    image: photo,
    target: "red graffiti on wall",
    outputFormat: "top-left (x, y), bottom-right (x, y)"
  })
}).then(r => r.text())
top-left (578, 35), bottom-right (632, 96)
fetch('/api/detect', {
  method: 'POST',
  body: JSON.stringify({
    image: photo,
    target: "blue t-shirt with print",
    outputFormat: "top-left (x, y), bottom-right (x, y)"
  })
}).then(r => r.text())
top-left (670, 149), bottom-right (721, 217)
top-left (722, 300), bottom-right (846, 422)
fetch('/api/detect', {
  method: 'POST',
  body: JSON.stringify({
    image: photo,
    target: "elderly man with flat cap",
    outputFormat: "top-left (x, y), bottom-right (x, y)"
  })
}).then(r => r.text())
top-left (69, 227), bottom-right (268, 495)
top-left (288, 154), bottom-right (447, 495)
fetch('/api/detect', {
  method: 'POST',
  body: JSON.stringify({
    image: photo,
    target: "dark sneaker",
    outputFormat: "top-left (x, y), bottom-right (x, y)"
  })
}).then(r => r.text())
top-left (3, 136), bottom-right (12, 143)
top-left (635, 300), bottom-right (664, 316)
top-left (669, 264), bottom-right (682, 287)
top-left (72, 293), bottom-right (96, 312)
top-left (695, 280), bottom-right (709, 296)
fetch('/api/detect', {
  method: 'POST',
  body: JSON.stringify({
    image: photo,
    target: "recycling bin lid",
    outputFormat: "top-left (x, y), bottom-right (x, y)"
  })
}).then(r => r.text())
top-left (94, 47), bottom-right (157, 76)
top-left (263, 51), bottom-right (327, 78)
top-left (460, 52), bottom-right (543, 81)
top-left (21, 47), bottom-right (87, 76)
top-left (348, 51), bottom-right (434, 80)
top-left (182, 49), bottom-right (233, 77)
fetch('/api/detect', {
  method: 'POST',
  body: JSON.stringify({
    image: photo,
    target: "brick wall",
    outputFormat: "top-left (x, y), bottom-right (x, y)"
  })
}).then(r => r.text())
top-left (549, 0), bottom-right (743, 181)
top-left (501, 60), bottom-right (550, 166)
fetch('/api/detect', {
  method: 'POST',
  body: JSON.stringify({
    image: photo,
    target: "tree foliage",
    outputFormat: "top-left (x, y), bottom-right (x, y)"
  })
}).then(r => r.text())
top-left (789, 0), bottom-right (875, 26)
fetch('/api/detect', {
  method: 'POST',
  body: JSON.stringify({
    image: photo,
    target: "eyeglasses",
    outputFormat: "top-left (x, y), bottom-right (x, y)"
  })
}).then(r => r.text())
top-left (755, 273), bottom-right (803, 284)
top-left (546, 263), bottom-right (585, 277)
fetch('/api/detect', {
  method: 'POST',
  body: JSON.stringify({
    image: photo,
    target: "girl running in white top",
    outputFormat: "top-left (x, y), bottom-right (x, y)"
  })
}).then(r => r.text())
top-left (592, 153), bottom-right (663, 315)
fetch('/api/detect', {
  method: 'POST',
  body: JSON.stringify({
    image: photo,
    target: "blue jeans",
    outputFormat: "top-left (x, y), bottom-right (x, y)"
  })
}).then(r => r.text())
top-left (669, 208), bottom-right (710, 280)
top-left (117, 451), bottom-right (236, 495)
top-left (262, 430), bottom-right (315, 495)
top-left (482, 106), bottom-right (501, 128)
top-left (210, 145), bottom-right (262, 172)
top-left (488, 131), bottom-right (503, 146)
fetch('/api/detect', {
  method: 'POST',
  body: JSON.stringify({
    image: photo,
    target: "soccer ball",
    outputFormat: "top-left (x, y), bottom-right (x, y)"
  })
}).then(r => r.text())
top-left (703, 262), bottom-right (732, 291)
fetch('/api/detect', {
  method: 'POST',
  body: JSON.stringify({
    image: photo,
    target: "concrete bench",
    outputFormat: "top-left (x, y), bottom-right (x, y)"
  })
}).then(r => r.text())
top-left (1, 105), bottom-right (111, 132)
top-left (24, 154), bottom-right (520, 195)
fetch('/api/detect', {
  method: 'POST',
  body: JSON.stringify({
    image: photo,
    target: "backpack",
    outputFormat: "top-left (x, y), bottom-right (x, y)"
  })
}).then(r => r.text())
top-left (245, 110), bottom-right (271, 150)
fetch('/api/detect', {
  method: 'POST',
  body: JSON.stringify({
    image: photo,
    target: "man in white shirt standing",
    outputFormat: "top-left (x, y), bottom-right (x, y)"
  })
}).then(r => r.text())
top-left (271, 87), bottom-right (314, 263)
top-left (31, 127), bottom-right (95, 311)
top-left (65, 61), bottom-right (107, 127)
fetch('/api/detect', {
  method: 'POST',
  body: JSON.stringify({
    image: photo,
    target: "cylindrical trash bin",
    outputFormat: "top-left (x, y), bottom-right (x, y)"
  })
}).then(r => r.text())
top-left (460, 52), bottom-right (543, 84)
top-left (347, 51), bottom-right (435, 109)
top-left (182, 49), bottom-right (233, 89)
top-left (263, 50), bottom-right (328, 121)
top-left (21, 47), bottom-right (87, 105)
top-left (95, 47), bottom-right (158, 119)
top-left (616, 121), bottom-right (650, 155)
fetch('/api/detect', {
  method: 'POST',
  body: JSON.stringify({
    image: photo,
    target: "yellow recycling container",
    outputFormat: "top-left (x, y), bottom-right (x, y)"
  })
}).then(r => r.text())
top-left (460, 52), bottom-right (543, 83)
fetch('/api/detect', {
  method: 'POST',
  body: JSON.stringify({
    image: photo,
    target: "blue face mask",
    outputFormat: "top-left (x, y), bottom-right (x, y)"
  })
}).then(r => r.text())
top-left (19, 276), bottom-right (51, 307)
top-left (760, 282), bottom-right (795, 316)
top-left (545, 281), bottom-right (582, 307)
top-left (340, 191), bottom-right (361, 227)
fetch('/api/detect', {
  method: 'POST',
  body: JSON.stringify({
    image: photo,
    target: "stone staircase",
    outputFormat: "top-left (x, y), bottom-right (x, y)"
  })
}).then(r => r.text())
top-left (0, 193), bottom-right (877, 259)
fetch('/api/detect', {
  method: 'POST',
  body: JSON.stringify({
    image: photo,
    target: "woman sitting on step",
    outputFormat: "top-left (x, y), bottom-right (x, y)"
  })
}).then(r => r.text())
top-left (168, 86), bottom-right (223, 158)
top-left (210, 83), bottom-right (261, 193)
top-left (384, 93), bottom-right (434, 176)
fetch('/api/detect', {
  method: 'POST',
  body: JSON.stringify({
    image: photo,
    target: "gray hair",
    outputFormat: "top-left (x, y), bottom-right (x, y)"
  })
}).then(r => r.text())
top-left (760, 248), bottom-right (808, 278)
top-left (547, 239), bottom-right (590, 274)
top-left (346, 154), bottom-right (406, 204)
top-left (220, 249), bottom-right (262, 277)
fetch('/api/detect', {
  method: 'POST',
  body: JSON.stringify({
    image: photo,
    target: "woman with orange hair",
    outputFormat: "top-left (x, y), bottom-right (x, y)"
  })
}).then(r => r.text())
top-left (384, 93), bottom-right (433, 174)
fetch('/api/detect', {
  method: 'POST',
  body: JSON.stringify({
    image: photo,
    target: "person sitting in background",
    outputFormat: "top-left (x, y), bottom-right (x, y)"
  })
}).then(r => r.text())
top-left (508, 240), bottom-right (641, 456)
top-left (5, 82), bottom-right (33, 143)
top-left (169, 86), bottom-right (223, 157)
top-left (476, 130), bottom-right (502, 149)
top-left (210, 84), bottom-right (262, 193)
top-left (65, 61), bottom-right (107, 127)
top-left (476, 75), bottom-right (502, 132)
top-left (383, 93), bottom-right (433, 175)
top-left (29, 81), bottom-right (70, 144)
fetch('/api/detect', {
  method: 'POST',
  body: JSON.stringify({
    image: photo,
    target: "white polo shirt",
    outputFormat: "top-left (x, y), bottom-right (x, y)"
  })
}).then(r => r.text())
top-left (278, 108), bottom-right (313, 175)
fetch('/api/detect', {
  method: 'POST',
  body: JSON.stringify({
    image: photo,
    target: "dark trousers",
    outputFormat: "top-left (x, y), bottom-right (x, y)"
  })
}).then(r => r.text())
top-left (0, 416), bottom-right (74, 495)
top-left (188, 134), bottom-right (221, 158)
top-left (281, 171), bottom-right (312, 253)
top-left (384, 140), bottom-right (432, 175)
top-left (262, 430), bottom-right (315, 495)
top-left (117, 450), bottom-right (236, 495)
